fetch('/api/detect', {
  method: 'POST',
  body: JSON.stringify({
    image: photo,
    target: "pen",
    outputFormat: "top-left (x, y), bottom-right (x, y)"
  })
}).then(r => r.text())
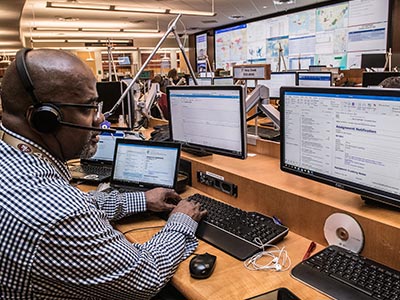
top-left (272, 216), bottom-right (283, 226)
top-left (302, 241), bottom-right (316, 261)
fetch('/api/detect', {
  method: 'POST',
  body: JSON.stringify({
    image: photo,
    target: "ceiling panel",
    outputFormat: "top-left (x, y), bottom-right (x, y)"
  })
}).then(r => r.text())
top-left (0, 0), bottom-right (332, 51)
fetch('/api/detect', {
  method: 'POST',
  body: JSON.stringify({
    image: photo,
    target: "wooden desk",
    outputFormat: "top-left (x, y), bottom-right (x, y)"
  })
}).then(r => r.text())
top-left (112, 187), bottom-right (329, 300)
top-left (180, 144), bottom-right (400, 272)
top-left (77, 125), bottom-right (400, 298)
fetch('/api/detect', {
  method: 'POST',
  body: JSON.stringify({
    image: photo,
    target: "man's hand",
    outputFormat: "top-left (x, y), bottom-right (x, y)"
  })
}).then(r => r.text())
top-left (145, 188), bottom-right (181, 212)
top-left (170, 200), bottom-right (207, 223)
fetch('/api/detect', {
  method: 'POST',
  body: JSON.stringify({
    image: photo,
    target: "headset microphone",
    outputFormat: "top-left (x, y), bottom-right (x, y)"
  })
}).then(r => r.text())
top-left (58, 121), bottom-right (117, 133)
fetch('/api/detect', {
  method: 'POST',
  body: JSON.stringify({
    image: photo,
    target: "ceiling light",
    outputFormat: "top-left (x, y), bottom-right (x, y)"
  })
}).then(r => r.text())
top-left (46, 1), bottom-right (215, 17)
top-left (47, 2), bottom-right (109, 10)
top-left (81, 28), bottom-right (122, 32)
top-left (114, 6), bottom-right (166, 14)
top-left (167, 9), bottom-right (216, 17)
top-left (123, 29), bottom-right (160, 33)
top-left (34, 27), bottom-right (79, 31)
top-left (32, 27), bottom-right (159, 34)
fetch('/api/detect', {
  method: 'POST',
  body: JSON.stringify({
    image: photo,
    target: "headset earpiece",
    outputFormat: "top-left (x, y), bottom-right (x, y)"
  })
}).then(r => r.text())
top-left (29, 104), bottom-right (62, 134)
top-left (15, 48), bottom-right (62, 134)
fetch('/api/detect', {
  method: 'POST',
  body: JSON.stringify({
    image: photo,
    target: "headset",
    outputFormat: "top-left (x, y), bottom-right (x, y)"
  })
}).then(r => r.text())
top-left (15, 48), bottom-right (115, 134)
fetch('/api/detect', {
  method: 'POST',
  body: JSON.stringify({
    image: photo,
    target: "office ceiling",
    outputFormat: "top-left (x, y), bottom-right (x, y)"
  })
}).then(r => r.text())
top-left (0, 0), bottom-right (332, 53)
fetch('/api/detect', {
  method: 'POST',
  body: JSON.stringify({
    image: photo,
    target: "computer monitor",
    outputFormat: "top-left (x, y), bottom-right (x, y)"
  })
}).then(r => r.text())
top-left (96, 81), bottom-right (127, 124)
top-left (296, 72), bottom-right (332, 87)
top-left (118, 56), bottom-right (131, 65)
top-left (167, 85), bottom-right (247, 159)
top-left (257, 72), bottom-right (297, 99)
top-left (213, 77), bottom-right (234, 86)
top-left (361, 53), bottom-right (386, 69)
top-left (362, 72), bottom-right (400, 87)
top-left (280, 86), bottom-right (400, 208)
top-left (188, 77), bottom-right (213, 86)
top-left (196, 77), bottom-right (213, 86)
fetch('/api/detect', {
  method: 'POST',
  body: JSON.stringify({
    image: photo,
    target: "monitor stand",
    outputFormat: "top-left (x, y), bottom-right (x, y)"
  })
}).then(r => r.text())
top-left (182, 145), bottom-right (212, 157)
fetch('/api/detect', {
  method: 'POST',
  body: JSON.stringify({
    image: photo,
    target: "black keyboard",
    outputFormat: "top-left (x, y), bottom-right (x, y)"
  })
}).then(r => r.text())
top-left (186, 193), bottom-right (289, 260)
top-left (292, 245), bottom-right (400, 300)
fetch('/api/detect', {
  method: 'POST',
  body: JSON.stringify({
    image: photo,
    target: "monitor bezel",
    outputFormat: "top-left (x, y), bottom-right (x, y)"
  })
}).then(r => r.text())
top-left (280, 86), bottom-right (400, 208)
top-left (167, 85), bottom-right (247, 160)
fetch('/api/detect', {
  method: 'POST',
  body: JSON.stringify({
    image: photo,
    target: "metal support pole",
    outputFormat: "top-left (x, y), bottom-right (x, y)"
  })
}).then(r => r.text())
top-left (104, 14), bottom-right (194, 118)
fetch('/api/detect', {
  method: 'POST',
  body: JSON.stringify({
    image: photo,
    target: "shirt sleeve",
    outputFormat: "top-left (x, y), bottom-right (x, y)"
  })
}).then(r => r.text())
top-left (31, 208), bottom-right (198, 300)
top-left (88, 190), bottom-right (147, 221)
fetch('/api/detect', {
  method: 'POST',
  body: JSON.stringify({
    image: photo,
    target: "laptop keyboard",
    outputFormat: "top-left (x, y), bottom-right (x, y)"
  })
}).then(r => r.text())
top-left (70, 165), bottom-right (111, 176)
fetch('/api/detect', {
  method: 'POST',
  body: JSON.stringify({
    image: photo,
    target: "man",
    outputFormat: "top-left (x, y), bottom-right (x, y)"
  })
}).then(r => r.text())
top-left (0, 48), bottom-right (206, 299)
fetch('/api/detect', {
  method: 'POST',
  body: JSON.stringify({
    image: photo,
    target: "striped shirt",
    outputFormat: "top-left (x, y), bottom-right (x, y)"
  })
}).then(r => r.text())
top-left (0, 124), bottom-right (198, 299)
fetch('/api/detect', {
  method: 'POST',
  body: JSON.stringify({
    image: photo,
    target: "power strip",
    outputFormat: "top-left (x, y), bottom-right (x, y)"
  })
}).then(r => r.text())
top-left (197, 171), bottom-right (238, 197)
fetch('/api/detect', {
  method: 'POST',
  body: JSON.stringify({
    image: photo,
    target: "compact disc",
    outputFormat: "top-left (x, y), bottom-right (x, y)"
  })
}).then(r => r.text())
top-left (323, 212), bottom-right (364, 253)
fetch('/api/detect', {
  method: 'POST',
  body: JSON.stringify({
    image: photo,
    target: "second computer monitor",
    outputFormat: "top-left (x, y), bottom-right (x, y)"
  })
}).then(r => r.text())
top-left (167, 85), bottom-right (247, 159)
top-left (257, 72), bottom-right (297, 99)
top-left (297, 72), bottom-right (332, 87)
top-left (213, 77), bottom-right (234, 86)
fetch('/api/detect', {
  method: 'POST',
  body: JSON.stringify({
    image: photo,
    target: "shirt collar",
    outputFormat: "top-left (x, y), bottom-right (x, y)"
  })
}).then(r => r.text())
top-left (0, 123), bottom-right (72, 182)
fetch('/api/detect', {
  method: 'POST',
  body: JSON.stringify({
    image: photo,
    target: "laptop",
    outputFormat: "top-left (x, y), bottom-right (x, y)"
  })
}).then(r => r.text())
top-left (104, 139), bottom-right (181, 193)
top-left (69, 132), bottom-right (124, 183)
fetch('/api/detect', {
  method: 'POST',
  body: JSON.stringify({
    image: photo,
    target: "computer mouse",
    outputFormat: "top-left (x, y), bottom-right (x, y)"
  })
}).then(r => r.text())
top-left (189, 252), bottom-right (217, 279)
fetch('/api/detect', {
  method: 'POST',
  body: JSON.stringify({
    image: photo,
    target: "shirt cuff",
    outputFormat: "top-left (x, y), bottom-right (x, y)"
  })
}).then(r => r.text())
top-left (167, 212), bottom-right (198, 234)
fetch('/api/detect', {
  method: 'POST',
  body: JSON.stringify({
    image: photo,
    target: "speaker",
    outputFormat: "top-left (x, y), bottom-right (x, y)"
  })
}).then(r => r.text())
top-left (16, 48), bottom-right (62, 134)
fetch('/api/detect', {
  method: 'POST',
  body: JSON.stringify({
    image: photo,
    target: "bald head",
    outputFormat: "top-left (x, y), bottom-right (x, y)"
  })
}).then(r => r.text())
top-left (379, 76), bottom-right (400, 88)
top-left (1, 48), bottom-right (96, 118)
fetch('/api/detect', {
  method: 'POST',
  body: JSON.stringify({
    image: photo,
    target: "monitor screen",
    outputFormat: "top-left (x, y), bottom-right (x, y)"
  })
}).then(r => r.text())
top-left (188, 77), bottom-right (213, 86)
top-left (297, 72), bottom-right (332, 87)
top-left (196, 77), bottom-right (213, 86)
top-left (96, 81), bottom-right (125, 123)
top-left (118, 56), bottom-right (131, 65)
top-left (362, 72), bottom-right (400, 87)
top-left (167, 85), bottom-right (247, 159)
top-left (213, 77), bottom-right (234, 86)
top-left (361, 53), bottom-right (386, 69)
top-left (257, 72), bottom-right (297, 99)
top-left (280, 86), bottom-right (400, 208)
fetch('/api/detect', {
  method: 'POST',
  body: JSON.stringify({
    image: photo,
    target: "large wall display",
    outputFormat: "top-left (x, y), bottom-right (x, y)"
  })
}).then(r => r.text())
top-left (215, 0), bottom-right (389, 71)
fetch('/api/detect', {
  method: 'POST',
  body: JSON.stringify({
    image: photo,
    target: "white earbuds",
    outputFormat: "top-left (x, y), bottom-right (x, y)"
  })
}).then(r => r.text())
top-left (243, 240), bottom-right (291, 272)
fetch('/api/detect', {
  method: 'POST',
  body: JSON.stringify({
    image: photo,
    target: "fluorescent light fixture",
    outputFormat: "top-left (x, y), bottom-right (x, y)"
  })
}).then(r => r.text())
top-left (167, 9), bottom-right (216, 17)
top-left (32, 27), bottom-right (159, 33)
top-left (114, 6), bottom-right (166, 14)
top-left (46, 1), bottom-right (216, 17)
top-left (34, 27), bottom-right (79, 32)
top-left (123, 28), bottom-right (160, 33)
top-left (46, 1), bottom-right (109, 10)
top-left (81, 28), bottom-right (122, 32)
top-left (31, 39), bottom-right (131, 43)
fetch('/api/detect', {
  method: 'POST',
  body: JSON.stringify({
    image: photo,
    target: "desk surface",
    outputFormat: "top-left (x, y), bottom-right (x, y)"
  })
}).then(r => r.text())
top-left (112, 187), bottom-right (328, 300)
top-left (77, 123), bottom-right (400, 298)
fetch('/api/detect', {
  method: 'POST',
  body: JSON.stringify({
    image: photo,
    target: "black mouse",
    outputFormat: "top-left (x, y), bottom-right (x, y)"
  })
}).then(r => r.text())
top-left (189, 253), bottom-right (216, 279)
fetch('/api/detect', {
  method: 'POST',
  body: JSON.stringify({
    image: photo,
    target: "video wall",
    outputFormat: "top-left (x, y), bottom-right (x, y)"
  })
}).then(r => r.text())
top-left (212, 0), bottom-right (389, 71)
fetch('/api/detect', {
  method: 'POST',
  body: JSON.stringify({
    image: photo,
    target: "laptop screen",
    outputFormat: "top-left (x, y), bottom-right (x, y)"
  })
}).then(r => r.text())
top-left (84, 132), bottom-right (124, 163)
top-left (111, 139), bottom-right (181, 189)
